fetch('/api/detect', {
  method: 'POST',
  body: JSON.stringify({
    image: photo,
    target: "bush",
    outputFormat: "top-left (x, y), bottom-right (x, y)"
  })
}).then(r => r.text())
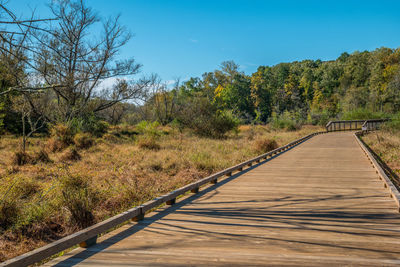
top-left (211, 110), bottom-right (240, 138)
top-left (270, 111), bottom-right (301, 131)
top-left (70, 114), bottom-right (109, 137)
top-left (60, 174), bottom-right (96, 228)
top-left (382, 112), bottom-right (400, 132)
top-left (12, 151), bottom-right (32, 166)
top-left (341, 108), bottom-right (386, 120)
top-left (137, 136), bottom-right (161, 150)
top-left (254, 138), bottom-right (278, 153)
top-left (0, 200), bottom-right (19, 230)
top-left (33, 148), bottom-right (52, 164)
top-left (48, 124), bottom-right (75, 152)
top-left (101, 133), bottom-right (120, 143)
top-left (136, 121), bottom-right (162, 137)
top-left (74, 133), bottom-right (94, 149)
top-left (308, 110), bottom-right (331, 126)
top-left (60, 147), bottom-right (81, 162)
top-left (176, 97), bottom-right (239, 138)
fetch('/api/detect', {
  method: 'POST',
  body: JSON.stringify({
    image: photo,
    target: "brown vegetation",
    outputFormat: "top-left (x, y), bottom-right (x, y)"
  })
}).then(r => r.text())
top-left (254, 138), bottom-right (279, 153)
top-left (363, 130), bottom-right (400, 184)
top-left (0, 124), bottom-right (322, 261)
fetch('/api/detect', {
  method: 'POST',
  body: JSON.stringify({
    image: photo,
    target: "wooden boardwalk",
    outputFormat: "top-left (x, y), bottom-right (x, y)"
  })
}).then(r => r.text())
top-left (46, 132), bottom-right (400, 266)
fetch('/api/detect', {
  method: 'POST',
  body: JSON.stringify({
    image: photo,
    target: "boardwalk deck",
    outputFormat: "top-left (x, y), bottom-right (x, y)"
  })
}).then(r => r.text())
top-left (45, 132), bottom-right (400, 266)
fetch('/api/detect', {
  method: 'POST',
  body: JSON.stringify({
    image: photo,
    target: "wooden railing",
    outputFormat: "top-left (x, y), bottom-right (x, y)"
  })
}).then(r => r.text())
top-left (354, 131), bottom-right (400, 212)
top-left (326, 119), bottom-right (387, 132)
top-left (1, 131), bottom-right (325, 267)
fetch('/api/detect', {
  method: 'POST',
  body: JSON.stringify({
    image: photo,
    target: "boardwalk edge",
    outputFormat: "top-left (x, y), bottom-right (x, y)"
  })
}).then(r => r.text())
top-left (354, 131), bottom-right (400, 212)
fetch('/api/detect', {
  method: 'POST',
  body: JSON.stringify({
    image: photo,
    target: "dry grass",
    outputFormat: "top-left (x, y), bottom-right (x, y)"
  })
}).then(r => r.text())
top-left (0, 124), bottom-right (323, 261)
top-left (362, 130), bottom-right (400, 180)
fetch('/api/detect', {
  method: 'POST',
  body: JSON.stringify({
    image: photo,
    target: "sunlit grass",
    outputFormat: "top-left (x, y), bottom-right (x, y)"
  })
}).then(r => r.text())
top-left (363, 130), bottom-right (400, 178)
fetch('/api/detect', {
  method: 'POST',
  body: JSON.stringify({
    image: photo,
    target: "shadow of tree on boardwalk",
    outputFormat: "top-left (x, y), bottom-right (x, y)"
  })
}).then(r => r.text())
top-left (53, 162), bottom-right (400, 266)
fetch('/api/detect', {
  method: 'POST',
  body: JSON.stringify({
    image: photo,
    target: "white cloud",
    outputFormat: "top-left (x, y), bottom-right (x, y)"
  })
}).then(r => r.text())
top-left (189, 38), bottom-right (199, 43)
top-left (98, 77), bottom-right (119, 90)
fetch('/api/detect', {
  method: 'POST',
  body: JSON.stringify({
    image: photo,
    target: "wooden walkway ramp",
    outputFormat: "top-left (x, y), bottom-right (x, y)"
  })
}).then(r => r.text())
top-left (47, 132), bottom-right (400, 266)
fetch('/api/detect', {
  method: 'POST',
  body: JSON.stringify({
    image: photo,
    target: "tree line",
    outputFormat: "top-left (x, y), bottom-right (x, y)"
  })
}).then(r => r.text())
top-left (0, 0), bottom-right (399, 139)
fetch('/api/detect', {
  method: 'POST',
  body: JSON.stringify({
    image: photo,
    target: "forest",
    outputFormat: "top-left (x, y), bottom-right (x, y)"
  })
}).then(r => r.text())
top-left (2, 40), bottom-right (400, 139)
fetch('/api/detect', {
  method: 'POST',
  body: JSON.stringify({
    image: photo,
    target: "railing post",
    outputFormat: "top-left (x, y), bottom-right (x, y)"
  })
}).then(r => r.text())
top-left (133, 207), bottom-right (145, 222)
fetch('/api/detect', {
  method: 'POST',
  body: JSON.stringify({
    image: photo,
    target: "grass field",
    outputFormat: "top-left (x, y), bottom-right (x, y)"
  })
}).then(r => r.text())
top-left (0, 124), bottom-right (322, 261)
top-left (362, 130), bottom-right (400, 187)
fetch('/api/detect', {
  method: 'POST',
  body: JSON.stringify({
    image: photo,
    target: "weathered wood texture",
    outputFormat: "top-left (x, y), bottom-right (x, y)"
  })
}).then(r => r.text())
top-left (43, 132), bottom-right (400, 266)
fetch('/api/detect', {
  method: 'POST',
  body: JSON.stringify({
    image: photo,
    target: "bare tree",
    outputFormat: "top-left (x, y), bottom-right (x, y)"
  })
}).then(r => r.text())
top-left (0, 1), bottom-right (56, 94)
top-left (28, 0), bottom-right (151, 122)
top-left (12, 94), bottom-right (45, 152)
top-left (0, 0), bottom-right (151, 123)
top-left (146, 78), bottom-right (180, 125)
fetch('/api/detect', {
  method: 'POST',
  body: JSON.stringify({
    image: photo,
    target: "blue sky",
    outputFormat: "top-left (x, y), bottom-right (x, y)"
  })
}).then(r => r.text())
top-left (9, 0), bottom-right (400, 82)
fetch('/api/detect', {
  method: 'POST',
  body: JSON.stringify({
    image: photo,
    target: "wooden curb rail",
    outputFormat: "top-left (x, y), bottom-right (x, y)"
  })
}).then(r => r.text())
top-left (354, 131), bottom-right (400, 212)
top-left (1, 131), bottom-right (325, 267)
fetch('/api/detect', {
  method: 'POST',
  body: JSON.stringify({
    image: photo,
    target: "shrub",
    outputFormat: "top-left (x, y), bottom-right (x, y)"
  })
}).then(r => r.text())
top-left (382, 112), bottom-right (400, 132)
top-left (48, 124), bottom-right (75, 152)
top-left (0, 200), bottom-right (19, 230)
top-left (341, 108), bottom-right (386, 120)
top-left (137, 136), bottom-right (161, 150)
top-left (74, 133), bottom-right (94, 149)
top-left (101, 133), bottom-right (120, 143)
top-left (12, 151), bottom-right (32, 166)
top-left (136, 121), bottom-right (162, 137)
top-left (33, 148), bottom-right (52, 164)
top-left (60, 147), bottom-right (81, 162)
top-left (69, 114), bottom-right (109, 137)
top-left (308, 110), bottom-right (331, 126)
top-left (270, 111), bottom-right (301, 131)
top-left (176, 97), bottom-right (239, 138)
top-left (211, 110), bottom-right (240, 138)
top-left (60, 174), bottom-right (96, 228)
top-left (254, 138), bottom-right (278, 153)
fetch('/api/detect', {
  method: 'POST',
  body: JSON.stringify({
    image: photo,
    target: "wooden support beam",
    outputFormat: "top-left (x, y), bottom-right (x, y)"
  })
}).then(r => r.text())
top-left (210, 178), bottom-right (218, 184)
